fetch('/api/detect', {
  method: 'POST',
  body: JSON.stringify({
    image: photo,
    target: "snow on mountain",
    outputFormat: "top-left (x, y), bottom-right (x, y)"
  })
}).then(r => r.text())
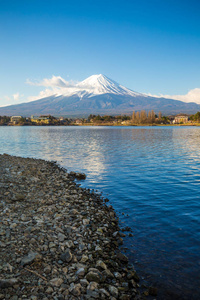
top-left (76, 74), bottom-right (144, 97)
top-left (1, 74), bottom-right (200, 117)
top-left (60, 74), bottom-right (145, 99)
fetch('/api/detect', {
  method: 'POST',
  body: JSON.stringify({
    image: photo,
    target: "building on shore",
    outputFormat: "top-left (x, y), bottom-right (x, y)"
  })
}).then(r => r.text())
top-left (10, 116), bottom-right (22, 124)
top-left (31, 115), bottom-right (50, 124)
top-left (75, 119), bottom-right (83, 125)
top-left (173, 115), bottom-right (189, 124)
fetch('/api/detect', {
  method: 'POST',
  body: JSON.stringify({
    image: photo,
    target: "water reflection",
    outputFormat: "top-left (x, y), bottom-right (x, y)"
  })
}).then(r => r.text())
top-left (1, 126), bottom-right (200, 299)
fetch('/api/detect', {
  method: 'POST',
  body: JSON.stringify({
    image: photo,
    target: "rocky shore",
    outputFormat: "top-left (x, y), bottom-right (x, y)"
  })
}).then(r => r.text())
top-left (0, 154), bottom-right (141, 300)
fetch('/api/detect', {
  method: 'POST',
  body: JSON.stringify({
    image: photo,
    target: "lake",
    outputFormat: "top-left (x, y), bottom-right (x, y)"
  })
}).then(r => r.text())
top-left (1, 126), bottom-right (200, 299)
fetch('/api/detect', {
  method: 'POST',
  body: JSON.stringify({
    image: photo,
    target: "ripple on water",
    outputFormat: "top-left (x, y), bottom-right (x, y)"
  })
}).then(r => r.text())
top-left (0, 125), bottom-right (200, 299)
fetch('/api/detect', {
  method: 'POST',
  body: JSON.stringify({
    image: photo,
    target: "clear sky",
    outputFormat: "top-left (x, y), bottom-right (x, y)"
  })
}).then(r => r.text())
top-left (0, 0), bottom-right (200, 106)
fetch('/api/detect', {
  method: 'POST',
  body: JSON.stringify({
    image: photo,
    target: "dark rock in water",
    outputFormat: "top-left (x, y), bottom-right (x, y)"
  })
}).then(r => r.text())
top-left (75, 173), bottom-right (86, 180)
top-left (69, 171), bottom-right (76, 177)
top-left (149, 286), bottom-right (158, 296)
top-left (133, 272), bottom-right (140, 282)
top-left (69, 171), bottom-right (86, 180)
top-left (116, 252), bottom-right (129, 263)
top-left (121, 226), bottom-right (131, 232)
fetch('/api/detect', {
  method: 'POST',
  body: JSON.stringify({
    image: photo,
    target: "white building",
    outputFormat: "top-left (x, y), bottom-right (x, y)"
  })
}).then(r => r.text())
top-left (10, 116), bottom-right (22, 124)
top-left (173, 116), bottom-right (189, 124)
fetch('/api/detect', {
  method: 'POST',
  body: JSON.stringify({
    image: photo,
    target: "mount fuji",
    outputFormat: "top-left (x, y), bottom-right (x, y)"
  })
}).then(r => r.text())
top-left (58, 74), bottom-right (144, 98)
top-left (1, 74), bottom-right (200, 116)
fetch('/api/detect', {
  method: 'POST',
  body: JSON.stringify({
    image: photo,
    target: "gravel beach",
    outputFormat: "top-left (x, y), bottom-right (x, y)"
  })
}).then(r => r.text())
top-left (0, 154), bottom-right (141, 300)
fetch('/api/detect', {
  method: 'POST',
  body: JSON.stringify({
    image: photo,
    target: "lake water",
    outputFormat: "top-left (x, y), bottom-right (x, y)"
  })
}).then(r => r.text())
top-left (1, 126), bottom-right (200, 299)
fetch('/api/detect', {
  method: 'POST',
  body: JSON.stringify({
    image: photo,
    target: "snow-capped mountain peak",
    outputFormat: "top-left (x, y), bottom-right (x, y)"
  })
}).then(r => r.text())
top-left (1, 73), bottom-right (200, 116)
top-left (76, 74), bottom-right (142, 97)
top-left (59, 74), bottom-right (144, 98)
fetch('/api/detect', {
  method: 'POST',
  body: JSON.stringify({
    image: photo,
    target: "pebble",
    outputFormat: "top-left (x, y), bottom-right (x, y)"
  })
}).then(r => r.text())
top-left (50, 278), bottom-right (63, 287)
top-left (86, 271), bottom-right (102, 283)
top-left (96, 259), bottom-right (108, 270)
top-left (76, 267), bottom-right (85, 277)
top-left (60, 249), bottom-right (73, 262)
top-left (0, 154), bottom-right (141, 299)
top-left (0, 279), bottom-right (18, 289)
top-left (109, 285), bottom-right (119, 298)
top-left (21, 251), bottom-right (41, 266)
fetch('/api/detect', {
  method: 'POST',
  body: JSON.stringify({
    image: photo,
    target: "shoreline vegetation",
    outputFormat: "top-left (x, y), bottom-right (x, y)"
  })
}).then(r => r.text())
top-left (0, 154), bottom-right (155, 299)
top-left (1, 111), bottom-right (200, 126)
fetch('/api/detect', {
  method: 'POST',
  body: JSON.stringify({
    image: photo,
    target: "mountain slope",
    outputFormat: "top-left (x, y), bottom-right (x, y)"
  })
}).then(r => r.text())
top-left (75, 74), bottom-right (143, 97)
top-left (1, 74), bottom-right (200, 116)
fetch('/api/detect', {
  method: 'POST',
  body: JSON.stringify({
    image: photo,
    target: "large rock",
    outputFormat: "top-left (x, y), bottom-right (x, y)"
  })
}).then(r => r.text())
top-left (116, 252), bottom-right (129, 263)
top-left (87, 282), bottom-right (100, 298)
top-left (109, 285), bottom-right (119, 298)
top-left (86, 270), bottom-right (104, 283)
top-left (69, 283), bottom-right (82, 296)
top-left (96, 260), bottom-right (107, 270)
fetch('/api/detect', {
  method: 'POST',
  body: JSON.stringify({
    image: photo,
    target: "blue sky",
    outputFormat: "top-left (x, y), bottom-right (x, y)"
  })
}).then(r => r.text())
top-left (0, 0), bottom-right (200, 105)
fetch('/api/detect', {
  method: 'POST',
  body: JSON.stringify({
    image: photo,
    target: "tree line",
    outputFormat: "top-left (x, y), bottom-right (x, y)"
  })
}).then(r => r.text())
top-left (0, 116), bottom-right (10, 125)
top-left (190, 112), bottom-right (200, 122)
top-left (88, 114), bottom-right (131, 122)
top-left (132, 110), bottom-right (164, 124)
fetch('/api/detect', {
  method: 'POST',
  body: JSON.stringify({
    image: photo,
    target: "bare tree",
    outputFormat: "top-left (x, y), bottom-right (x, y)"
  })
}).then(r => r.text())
top-left (140, 110), bottom-right (147, 124)
top-left (151, 110), bottom-right (155, 123)
top-left (132, 111), bottom-right (136, 123)
top-left (136, 111), bottom-right (140, 124)
top-left (147, 111), bottom-right (152, 123)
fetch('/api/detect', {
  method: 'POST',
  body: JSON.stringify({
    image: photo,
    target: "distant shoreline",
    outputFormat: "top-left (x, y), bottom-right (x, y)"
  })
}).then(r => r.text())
top-left (0, 123), bottom-right (199, 127)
